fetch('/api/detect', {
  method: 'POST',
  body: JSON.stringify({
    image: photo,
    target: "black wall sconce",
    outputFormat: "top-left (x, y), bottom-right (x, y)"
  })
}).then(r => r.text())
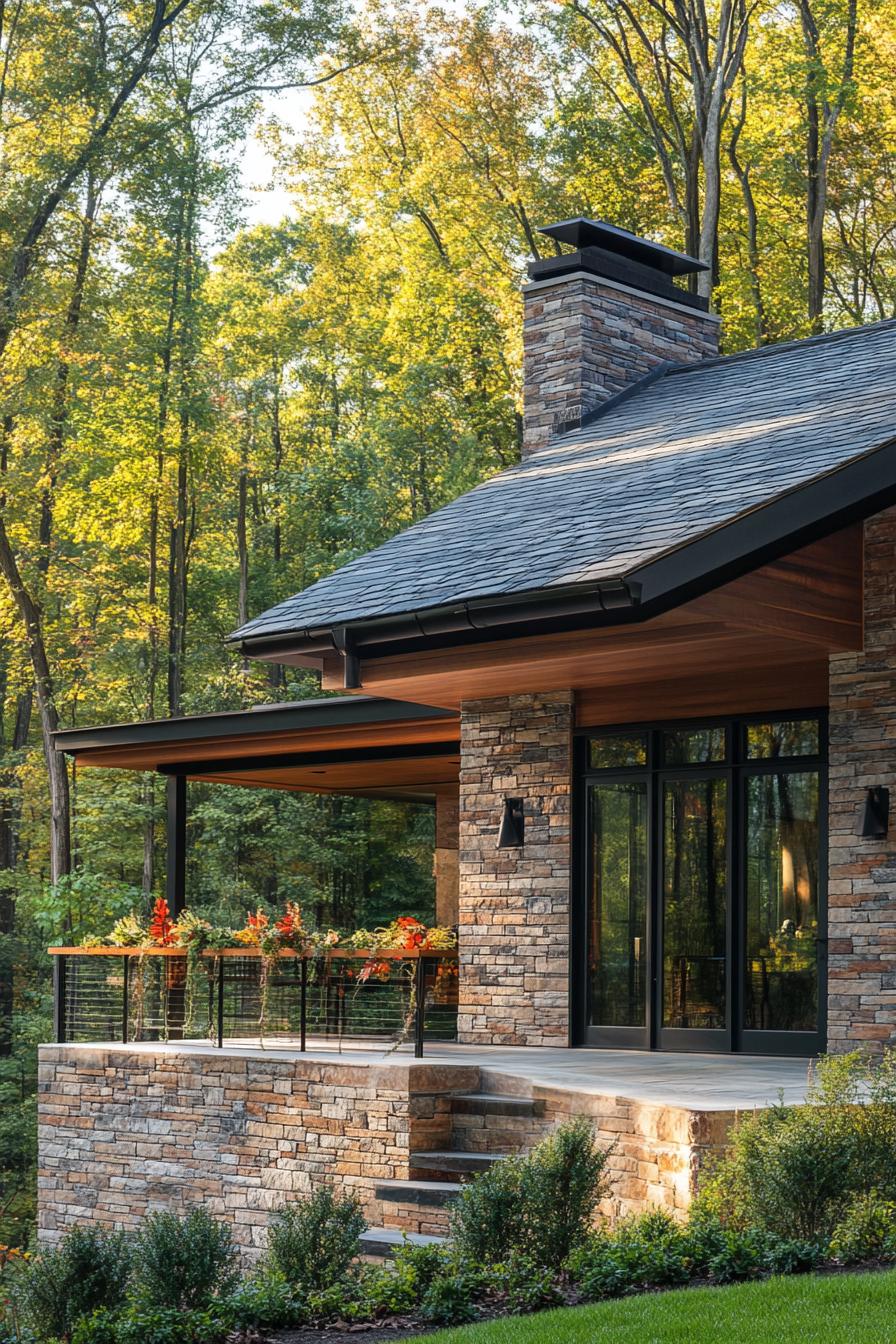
top-left (859, 786), bottom-right (890, 838)
top-left (497, 797), bottom-right (525, 848)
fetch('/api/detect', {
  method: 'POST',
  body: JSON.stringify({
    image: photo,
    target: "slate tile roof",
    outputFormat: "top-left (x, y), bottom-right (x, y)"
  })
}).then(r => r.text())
top-left (231, 318), bottom-right (896, 643)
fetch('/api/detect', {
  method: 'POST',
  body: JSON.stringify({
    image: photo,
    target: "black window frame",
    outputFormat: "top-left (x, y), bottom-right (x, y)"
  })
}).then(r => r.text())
top-left (572, 710), bottom-right (827, 1056)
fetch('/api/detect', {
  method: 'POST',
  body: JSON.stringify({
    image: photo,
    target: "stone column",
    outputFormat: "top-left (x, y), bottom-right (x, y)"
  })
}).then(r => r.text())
top-left (828, 506), bottom-right (896, 1052)
top-left (457, 692), bottom-right (573, 1047)
top-left (434, 794), bottom-right (459, 927)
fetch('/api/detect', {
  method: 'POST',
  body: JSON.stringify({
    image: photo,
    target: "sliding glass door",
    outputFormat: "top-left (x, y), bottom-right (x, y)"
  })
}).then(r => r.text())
top-left (579, 715), bottom-right (825, 1054)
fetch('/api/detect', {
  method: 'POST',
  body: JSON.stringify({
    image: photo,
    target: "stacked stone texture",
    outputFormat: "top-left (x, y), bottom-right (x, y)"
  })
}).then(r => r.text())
top-left (522, 275), bottom-right (720, 456)
top-left (457, 693), bottom-right (572, 1046)
top-left (38, 1044), bottom-right (733, 1248)
top-left (37, 1045), bottom-right (476, 1258)
top-left (828, 505), bottom-right (896, 1050)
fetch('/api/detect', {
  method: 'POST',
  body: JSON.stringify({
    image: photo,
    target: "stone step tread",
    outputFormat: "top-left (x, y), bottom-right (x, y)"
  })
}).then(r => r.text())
top-left (375, 1178), bottom-right (463, 1206)
top-left (360, 1228), bottom-right (447, 1258)
top-left (410, 1149), bottom-right (509, 1173)
top-left (451, 1092), bottom-right (545, 1116)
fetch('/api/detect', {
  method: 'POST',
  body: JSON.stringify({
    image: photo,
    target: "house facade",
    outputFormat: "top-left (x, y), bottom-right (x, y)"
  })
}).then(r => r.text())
top-left (38, 218), bottom-right (896, 1251)
top-left (54, 218), bottom-right (896, 1061)
top-left (219, 217), bottom-right (896, 1061)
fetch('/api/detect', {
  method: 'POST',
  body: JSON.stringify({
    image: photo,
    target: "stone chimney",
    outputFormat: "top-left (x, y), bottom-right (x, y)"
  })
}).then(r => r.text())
top-left (522, 218), bottom-right (721, 457)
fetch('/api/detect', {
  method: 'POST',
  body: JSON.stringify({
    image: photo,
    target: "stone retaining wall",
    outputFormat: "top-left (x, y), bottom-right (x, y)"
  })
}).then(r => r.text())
top-left (37, 1045), bottom-right (477, 1257)
top-left (38, 1044), bottom-right (736, 1254)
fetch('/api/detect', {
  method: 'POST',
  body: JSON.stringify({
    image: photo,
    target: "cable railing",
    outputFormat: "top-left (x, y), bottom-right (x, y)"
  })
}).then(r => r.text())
top-left (48, 946), bottom-right (459, 1057)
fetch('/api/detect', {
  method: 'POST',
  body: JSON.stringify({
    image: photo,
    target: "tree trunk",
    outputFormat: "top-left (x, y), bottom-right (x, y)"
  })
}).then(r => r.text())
top-left (0, 519), bottom-right (71, 885)
top-left (0, 674), bottom-right (31, 1057)
top-left (167, 151), bottom-right (197, 720)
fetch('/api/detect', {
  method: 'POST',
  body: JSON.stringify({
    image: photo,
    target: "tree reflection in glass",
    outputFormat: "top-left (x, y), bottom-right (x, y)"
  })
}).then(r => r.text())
top-left (745, 771), bottom-right (819, 1032)
top-left (590, 782), bottom-right (647, 1028)
top-left (662, 778), bottom-right (727, 1030)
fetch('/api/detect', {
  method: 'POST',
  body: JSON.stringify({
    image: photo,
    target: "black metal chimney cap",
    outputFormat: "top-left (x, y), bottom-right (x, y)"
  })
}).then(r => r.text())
top-left (538, 218), bottom-right (708, 278)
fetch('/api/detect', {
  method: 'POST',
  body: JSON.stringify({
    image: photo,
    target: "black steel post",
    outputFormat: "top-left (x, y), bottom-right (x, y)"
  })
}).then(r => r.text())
top-left (166, 774), bottom-right (187, 917)
top-left (122, 956), bottom-right (130, 1044)
top-left (53, 955), bottom-right (67, 1044)
top-left (300, 956), bottom-right (307, 1053)
top-left (414, 955), bottom-right (426, 1058)
top-left (216, 956), bottom-right (225, 1049)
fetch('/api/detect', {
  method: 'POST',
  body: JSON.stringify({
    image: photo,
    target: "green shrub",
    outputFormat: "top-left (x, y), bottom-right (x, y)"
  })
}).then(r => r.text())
top-left (104, 1307), bottom-right (232, 1344)
top-left (498, 1254), bottom-right (564, 1315)
top-left (700, 1050), bottom-right (896, 1244)
top-left (265, 1188), bottom-right (366, 1293)
top-left (450, 1119), bottom-right (611, 1269)
top-left (419, 1270), bottom-right (477, 1326)
top-left (567, 1211), bottom-right (691, 1301)
top-left (13, 1225), bottom-right (132, 1339)
top-left (830, 1191), bottom-right (896, 1264)
top-left (226, 1270), bottom-right (307, 1330)
top-left (449, 1155), bottom-right (525, 1265)
top-left (132, 1210), bottom-right (238, 1311)
top-left (70, 1309), bottom-right (121, 1344)
top-left (356, 1243), bottom-right (455, 1318)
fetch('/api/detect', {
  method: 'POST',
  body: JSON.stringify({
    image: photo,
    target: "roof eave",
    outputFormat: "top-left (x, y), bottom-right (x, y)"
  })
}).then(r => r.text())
top-left (232, 437), bottom-right (896, 670)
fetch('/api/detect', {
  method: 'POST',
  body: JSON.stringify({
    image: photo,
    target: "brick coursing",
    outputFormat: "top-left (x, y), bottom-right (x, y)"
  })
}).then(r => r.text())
top-left (522, 274), bottom-right (720, 456)
top-left (457, 693), bottom-right (572, 1047)
top-left (828, 506), bottom-right (896, 1050)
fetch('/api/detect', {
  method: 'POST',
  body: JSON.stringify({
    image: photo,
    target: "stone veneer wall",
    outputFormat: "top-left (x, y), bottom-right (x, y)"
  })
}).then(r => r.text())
top-left (37, 1046), bottom-right (478, 1257)
top-left (38, 1045), bottom-right (734, 1249)
top-left (522, 273), bottom-right (720, 456)
top-left (457, 693), bottom-right (572, 1047)
top-left (828, 506), bottom-right (896, 1050)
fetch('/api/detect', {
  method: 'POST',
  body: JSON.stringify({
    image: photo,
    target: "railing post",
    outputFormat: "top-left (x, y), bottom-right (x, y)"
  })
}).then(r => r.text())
top-left (216, 956), bottom-right (225, 1049)
top-left (121, 955), bottom-right (130, 1044)
top-left (414, 955), bottom-right (426, 1058)
top-left (300, 956), bottom-right (307, 1053)
top-left (53, 954), bottom-right (67, 1044)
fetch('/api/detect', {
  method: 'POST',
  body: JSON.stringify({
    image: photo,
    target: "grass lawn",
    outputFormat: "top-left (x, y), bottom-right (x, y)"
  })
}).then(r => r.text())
top-left (410, 1269), bottom-right (896, 1343)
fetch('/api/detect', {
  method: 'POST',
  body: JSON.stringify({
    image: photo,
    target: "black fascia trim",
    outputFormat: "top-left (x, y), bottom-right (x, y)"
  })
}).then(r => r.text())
top-left (627, 436), bottom-right (896, 611)
top-left (160, 739), bottom-right (460, 778)
top-left (53, 697), bottom-right (456, 756)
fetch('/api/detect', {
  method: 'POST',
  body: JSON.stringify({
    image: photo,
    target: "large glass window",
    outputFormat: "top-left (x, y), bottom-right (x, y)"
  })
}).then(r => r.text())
top-left (662, 777), bottom-right (727, 1031)
top-left (744, 770), bottom-right (820, 1032)
top-left (589, 782), bottom-right (648, 1028)
top-left (584, 715), bottom-right (824, 1052)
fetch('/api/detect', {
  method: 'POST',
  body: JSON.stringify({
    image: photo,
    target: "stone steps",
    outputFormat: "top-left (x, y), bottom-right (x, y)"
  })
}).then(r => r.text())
top-left (372, 1084), bottom-right (542, 1240)
top-left (360, 1227), bottom-right (447, 1259)
top-left (375, 1178), bottom-right (462, 1207)
top-left (450, 1092), bottom-right (545, 1118)
top-left (410, 1148), bottom-right (507, 1176)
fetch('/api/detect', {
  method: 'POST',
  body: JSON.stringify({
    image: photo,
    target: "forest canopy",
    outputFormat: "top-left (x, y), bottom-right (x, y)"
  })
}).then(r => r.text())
top-left (0, 0), bottom-right (894, 1240)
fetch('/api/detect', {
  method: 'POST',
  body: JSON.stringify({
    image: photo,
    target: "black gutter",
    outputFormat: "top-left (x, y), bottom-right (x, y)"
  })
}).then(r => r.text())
top-left (231, 439), bottom-right (896, 670)
top-left (53, 696), bottom-right (456, 756)
top-left (233, 577), bottom-right (639, 663)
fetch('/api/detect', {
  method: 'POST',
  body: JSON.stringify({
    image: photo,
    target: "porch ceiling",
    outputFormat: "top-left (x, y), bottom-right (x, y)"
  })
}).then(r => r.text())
top-left (53, 697), bottom-right (460, 802)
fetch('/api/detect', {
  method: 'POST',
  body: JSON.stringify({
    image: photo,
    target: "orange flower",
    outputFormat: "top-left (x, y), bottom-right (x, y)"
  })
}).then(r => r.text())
top-left (148, 897), bottom-right (174, 945)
